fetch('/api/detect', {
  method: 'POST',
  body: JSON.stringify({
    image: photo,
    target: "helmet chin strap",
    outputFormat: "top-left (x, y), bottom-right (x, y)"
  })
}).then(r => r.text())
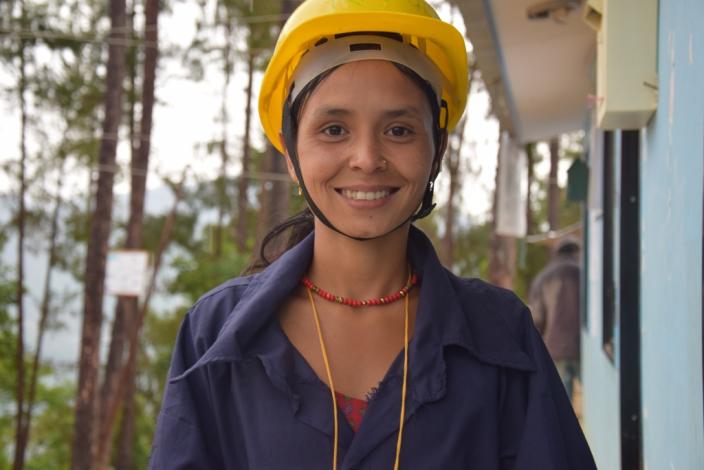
top-left (282, 100), bottom-right (443, 242)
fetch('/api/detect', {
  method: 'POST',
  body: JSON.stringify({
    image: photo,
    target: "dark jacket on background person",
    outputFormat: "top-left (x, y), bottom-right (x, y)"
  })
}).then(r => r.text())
top-left (149, 227), bottom-right (596, 470)
top-left (528, 249), bottom-right (581, 362)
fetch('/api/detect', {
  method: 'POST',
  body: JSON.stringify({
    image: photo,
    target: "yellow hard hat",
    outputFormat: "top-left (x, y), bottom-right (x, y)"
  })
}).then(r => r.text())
top-left (258, 0), bottom-right (469, 154)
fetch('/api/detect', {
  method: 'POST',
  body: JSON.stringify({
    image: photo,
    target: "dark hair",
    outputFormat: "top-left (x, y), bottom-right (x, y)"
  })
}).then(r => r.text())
top-left (557, 238), bottom-right (580, 256)
top-left (245, 61), bottom-right (444, 274)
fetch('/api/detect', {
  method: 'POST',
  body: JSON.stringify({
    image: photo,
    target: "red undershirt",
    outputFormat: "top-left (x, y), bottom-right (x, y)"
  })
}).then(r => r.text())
top-left (334, 392), bottom-right (369, 432)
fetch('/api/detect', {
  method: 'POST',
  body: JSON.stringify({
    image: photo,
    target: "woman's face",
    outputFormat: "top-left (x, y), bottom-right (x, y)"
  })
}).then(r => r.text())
top-left (287, 60), bottom-right (437, 239)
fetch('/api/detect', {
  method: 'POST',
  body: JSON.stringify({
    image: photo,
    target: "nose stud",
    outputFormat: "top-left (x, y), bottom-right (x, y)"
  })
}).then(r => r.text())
top-left (381, 159), bottom-right (388, 170)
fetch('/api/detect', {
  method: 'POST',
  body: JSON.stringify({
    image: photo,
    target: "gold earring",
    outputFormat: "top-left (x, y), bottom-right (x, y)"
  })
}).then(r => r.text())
top-left (297, 185), bottom-right (302, 196)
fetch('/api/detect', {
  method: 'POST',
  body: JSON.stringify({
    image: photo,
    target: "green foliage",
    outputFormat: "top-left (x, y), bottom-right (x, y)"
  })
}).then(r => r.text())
top-left (514, 241), bottom-right (551, 302)
top-left (414, 210), bottom-right (442, 248)
top-left (156, 211), bottom-right (200, 252)
top-left (0, 252), bottom-right (76, 467)
top-left (287, 184), bottom-right (308, 215)
top-left (53, 201), bottom-right (90, 282)
top-left (24, 381), bottom-right (75, 470)
top-left (239, 0), bottom-right (281, 68)
top-left (515, 185), bottom-right (581, 301)
top-left (187, 176), bottom-right (237, 217)
top-left (453, 218), bottom-right (493, 280)
top-left (130, 388), bottom-right (159, 468)
top-left (0, 274), bottom-right (16, 395)
top-left (0, 265), bottom-right (73, 467)
top-left (112, 292), bottom-right (206, 468)
top-left (121, 309), bottom-right (184, 469)
top-left (530, 183), bottom-right (582, 236)
top-left (168, 236), bottom-right (249, 305)
top-left (140, 310), bottom-right (183, 406)
top-left (0, 263), bottom-right (16, 468)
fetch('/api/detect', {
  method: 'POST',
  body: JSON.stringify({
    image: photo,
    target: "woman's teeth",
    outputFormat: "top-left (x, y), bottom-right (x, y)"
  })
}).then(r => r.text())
top-left (342, 189), bottom-right (390, 201)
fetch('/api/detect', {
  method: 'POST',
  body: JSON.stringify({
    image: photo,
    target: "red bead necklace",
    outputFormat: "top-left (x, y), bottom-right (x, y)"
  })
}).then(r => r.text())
top-left (300, 271), bottom-right (418, 308)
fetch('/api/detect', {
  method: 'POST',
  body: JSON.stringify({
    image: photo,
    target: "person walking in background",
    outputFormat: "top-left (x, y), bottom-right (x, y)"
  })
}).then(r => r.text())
top-left (529, 237), bottom-right (582, 401)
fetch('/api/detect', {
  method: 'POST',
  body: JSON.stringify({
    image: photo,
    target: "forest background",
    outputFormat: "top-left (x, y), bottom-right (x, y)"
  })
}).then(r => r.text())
top-left (0, 0), bottom-right (581, 468)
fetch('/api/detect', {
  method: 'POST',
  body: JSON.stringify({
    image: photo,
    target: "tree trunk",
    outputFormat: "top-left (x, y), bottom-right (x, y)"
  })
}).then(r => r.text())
top-left (489, 234), bottom-right (516, 289)
top-left (525, 143), bottom-right (536, 235)
top-left (256, 142), bottom-right (292, 247)
top-left (270, 148), bottom-right (292, 221)
top-left (13, 2), bottom-right (28, 465)
top-left (114, 366), bottom-right (137, 470)
top-left (548, 137), bottom-right (560, 231)
top-left (215, 18), bottom-right (234, 257)
top-left (96, 0), bottom-right (159, 466)
top-left (440, 71), bottom-right (473, 267)
top-left (489, 130), bottom-right (516, 289)
top-left (18, 155), bottom-right (67, 468)
top-left (97, 299), bottom-right (132, 468)
top-left (255, 0), bottom-right (297, 247)
top-left (97, 5), bottom-right (136, 466)
top-left (236, 50), bottom-right (255, 252)
top-left (256, 150), bottom-right (273, 246)
top-left (440, 117), bottom-right (466, 267)
top-left (71, 0), bottom-right (127, 467)
top-left (270, 0), bottom-right (298, 226)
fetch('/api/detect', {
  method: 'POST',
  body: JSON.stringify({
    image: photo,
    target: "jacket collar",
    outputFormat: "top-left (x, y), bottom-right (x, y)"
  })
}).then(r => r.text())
top-left (175, 225), bottom-right (534, 382)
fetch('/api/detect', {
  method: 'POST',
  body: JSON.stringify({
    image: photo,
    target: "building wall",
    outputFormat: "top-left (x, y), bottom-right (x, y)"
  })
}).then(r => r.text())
top-left (581, 330), bottom-right (621, 468)
top-left (583, 0), bottom-right (704, 466)
top-left (640, 0), bottom-right (704, 468)
top-left (581, 127), bottom-right (622, 469)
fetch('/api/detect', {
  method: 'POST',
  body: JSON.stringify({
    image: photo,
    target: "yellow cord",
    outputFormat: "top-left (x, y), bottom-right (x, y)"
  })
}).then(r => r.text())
top-left (307, 288), bottom-right (340, 470)
top-left (394, 293), bottom-right (409, 470)
top-left (306, 277), bottom-right (410, 470)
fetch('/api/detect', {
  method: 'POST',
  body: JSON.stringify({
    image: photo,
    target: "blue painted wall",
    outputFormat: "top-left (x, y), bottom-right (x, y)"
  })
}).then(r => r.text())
top-left (581, 331), bottom-right (621, 468)
top-left (581, 127), bottom-right (621, 469)
top-left (640, 0), bottom-right (704, 467)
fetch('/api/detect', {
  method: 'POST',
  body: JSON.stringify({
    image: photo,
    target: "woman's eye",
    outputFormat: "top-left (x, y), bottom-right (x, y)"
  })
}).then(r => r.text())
top-left (387, 126), bottom-right (413, 138)
top-left (322, 125), bottom-right (345, 137)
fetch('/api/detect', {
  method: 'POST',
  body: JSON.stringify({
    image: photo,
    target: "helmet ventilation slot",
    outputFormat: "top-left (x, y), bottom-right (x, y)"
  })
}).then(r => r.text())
top-left (349, 43), bottom-right (382, 52)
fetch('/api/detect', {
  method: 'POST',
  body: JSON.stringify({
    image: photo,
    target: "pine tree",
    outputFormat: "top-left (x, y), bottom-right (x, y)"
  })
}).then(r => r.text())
top-left (95, 0), bottom-right (161, 466)
top-left (71, 0), bottom-right (128, 467)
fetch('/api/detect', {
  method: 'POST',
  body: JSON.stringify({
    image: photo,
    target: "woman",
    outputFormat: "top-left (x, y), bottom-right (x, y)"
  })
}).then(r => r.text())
top-left (150, 1), bottom-right (596, 469)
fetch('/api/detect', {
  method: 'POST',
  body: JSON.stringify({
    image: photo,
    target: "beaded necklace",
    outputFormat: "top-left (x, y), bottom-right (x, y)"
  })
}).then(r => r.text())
top-left (301, 272), bottom-right (418, 307)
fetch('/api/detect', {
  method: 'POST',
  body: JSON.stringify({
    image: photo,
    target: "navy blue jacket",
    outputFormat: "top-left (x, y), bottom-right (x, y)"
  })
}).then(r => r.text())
top-left (150, 227), bottom-right (596, 469)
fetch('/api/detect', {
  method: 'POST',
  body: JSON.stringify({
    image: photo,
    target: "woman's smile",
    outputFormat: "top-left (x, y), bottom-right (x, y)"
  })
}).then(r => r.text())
top-left (337, 186), bottom-right (399, 207)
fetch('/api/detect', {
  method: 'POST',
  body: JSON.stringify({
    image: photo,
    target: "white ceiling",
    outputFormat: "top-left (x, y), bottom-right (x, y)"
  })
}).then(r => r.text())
top-left (456, 0), bottom-right (596, 143)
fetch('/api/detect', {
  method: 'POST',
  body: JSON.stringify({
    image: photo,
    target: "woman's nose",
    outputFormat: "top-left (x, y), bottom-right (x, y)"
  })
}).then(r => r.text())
top-left (348, 132), bottom-right (387, 173)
